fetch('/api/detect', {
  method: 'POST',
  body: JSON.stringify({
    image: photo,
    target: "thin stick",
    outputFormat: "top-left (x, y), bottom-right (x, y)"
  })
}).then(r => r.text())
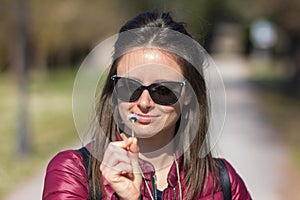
top-left (131, 119), bottom-right (135, 138)
top-left (127, 114), bottom-right (139, 138)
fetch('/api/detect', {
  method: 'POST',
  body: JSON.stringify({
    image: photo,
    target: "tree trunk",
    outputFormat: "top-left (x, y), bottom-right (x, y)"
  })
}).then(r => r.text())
top-left (14, 0), bottom-right (31, 158)
top-left (292, 49), bottom-right (300, 94)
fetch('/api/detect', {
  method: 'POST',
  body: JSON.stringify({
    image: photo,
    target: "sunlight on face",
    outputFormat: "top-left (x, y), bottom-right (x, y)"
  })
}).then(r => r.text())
top-left (116, 48), bottom-right (185, 140)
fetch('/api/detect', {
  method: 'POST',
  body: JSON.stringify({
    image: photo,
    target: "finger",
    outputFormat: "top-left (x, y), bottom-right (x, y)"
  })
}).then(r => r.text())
top-left (110, 162), bottom-right (133, 175)
top-left (120, 133), bottom-right (137, 152)
top-left (101, 163), bottom-right (134, 184)
top-left (111, 140), bottom-right (130, 149)
top-left (121, 134), bottom-right (141, 186)
top-left (102, 151), bottom-right (131, 169)
top-left (128, 137), bottom-right (139, 153)
top-left (120, 132), bottom-right (128, 141)
top-left (120, 132), bottom-right (134, 150)
top-left (102, 143), bottom-right (128, 162)
top-left (116, 163), bottom-right (135, 180)
top-left (101, 143), bottom-right (131, 171)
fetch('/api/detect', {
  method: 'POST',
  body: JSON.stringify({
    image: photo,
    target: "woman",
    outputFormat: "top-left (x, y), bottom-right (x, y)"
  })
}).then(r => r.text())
top-left (43, 11), bottom-right (251, 200)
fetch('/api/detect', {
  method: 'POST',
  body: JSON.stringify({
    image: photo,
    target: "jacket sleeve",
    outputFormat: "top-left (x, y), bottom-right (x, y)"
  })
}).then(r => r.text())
top-left (42, 150), bottom-right (90, 200)
top-left (222, 159), bottom-right (252, 200)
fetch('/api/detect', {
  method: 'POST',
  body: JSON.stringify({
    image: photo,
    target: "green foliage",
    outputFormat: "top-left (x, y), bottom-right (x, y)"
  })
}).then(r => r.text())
top-left (1, 0), bottom-right (299, 72)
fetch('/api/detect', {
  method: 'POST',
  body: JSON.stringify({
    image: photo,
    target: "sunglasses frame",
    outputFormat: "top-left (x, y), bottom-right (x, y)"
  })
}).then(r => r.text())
top-left (111, 75), bottom-right (186, 105)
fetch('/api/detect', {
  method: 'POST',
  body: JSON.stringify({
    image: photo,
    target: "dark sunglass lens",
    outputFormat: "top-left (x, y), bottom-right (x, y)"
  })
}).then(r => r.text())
top-left (114, 78), bottom-right (143, 102)
top-left (129, 87), bottom-right (143, 102)
top-left (151, 83), bottom-right (181, 105)
top-left (113, 77), bottom-right (184, 105)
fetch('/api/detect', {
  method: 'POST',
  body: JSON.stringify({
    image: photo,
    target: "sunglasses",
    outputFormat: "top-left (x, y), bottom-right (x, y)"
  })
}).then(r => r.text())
top-left (111, 75), bottom-right (186, 105)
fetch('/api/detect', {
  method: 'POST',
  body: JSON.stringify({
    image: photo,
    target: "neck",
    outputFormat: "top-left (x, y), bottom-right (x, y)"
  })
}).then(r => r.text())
top-left (138, 129), bottom-right (175, 171)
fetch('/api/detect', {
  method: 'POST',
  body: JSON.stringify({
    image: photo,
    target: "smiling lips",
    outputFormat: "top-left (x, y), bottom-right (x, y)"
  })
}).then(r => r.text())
top-left (136, 114), bottom-right (155, 124)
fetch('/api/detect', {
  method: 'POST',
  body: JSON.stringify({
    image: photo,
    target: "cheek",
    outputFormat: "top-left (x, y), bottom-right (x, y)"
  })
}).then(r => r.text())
top-left (117, 102), bottom-right (133, 121)
top-left (158, 104), bottom-right (181, 121)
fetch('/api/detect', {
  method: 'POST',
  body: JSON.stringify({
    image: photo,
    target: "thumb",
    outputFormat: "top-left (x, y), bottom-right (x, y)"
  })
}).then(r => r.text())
top-left (129, 137), bottom-right (139, 153)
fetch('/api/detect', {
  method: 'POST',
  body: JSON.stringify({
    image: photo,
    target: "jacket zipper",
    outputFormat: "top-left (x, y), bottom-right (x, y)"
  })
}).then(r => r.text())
top-left (150, 174), bottom-right (177, 200)
top-left (173, 187), bottom-right (176, 200)
top-left (151, 174), bottom-right (157, 200)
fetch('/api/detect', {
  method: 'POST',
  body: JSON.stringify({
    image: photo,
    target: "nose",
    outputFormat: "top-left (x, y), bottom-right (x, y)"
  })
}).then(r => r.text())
top-left (137, 89), bottom-right (155, 111)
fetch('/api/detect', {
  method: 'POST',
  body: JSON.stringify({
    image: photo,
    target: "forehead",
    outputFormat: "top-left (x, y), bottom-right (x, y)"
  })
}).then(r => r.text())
top-left (116, 48), bottom-right (183, 81)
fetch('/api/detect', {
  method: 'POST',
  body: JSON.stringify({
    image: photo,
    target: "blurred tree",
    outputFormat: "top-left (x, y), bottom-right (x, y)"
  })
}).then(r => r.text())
top-left (206, 0), bottom-right (300, 92)
top-left (0, 0), bottom-right (15, 72)
top-left (0, 0), bottom-right (241, 72)
top-left (14, 0), bottom-right (31, 157)
top-left (1, 0), bottom-right (299, 91)
top-left (29, 0), bottom-right (123, 71)
top-left (270, 0), bottom-right (300, 91)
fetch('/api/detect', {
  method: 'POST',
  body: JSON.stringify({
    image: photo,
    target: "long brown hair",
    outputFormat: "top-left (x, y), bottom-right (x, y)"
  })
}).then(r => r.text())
top-left (88, 11), bottom-right (218, 199)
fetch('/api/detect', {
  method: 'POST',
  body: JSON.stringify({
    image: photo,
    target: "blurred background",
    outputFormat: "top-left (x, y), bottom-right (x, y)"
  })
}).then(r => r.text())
top-left (0, 0), bottom-right (299, 199)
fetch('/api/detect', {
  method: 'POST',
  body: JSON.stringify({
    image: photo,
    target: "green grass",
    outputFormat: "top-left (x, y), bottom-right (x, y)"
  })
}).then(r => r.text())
top-left (0, 69), bottom-right (78, 197)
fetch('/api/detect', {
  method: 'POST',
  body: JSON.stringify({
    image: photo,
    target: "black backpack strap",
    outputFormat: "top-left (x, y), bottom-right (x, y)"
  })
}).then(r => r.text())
top-left (77, 147), bottom-right (101, 200)
top-left (77, 147), bottom-right (90, 172)
top-left (214, 158), bottom-right (232, 200)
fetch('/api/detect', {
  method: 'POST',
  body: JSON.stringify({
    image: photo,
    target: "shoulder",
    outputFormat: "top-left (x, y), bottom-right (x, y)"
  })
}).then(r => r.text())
top-left (43, 149), bottom-right (89, 199)
top-left (221, 158), bottom-right (252, 200)
top-left (46, 149), bottom-right (85, 173)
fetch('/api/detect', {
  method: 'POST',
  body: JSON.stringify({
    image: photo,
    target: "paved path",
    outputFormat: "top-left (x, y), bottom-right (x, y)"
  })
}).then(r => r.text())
top-left (3, 142), bottom-right (81, 200)
top-left (4, 167), bottom-right (46, 200)
top-left (215, 54), bottom-right (287, 200)
top-left (4, 55), bottom-right (287, 200)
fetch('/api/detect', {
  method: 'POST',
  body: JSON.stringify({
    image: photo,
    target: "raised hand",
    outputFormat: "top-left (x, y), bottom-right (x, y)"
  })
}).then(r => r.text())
top-left (100, 134), bottom-right (142, 200)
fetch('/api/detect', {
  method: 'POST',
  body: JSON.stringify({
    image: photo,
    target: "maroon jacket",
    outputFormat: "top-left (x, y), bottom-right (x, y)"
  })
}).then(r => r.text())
top-left (43, 150), bottom-right (251, 199)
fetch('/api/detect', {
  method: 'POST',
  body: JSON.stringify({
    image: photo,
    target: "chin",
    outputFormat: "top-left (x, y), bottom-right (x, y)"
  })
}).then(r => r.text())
top-left (120, 125), bottom-right (156, 138)
top-left (135, 132), bottom-right (157, 139)
top-left (133, 127), bottom-right (162, 139)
